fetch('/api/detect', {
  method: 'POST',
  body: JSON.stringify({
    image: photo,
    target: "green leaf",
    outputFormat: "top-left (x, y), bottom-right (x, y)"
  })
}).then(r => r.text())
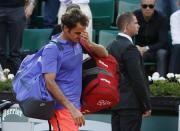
top-left (150, 80), bottom-right (180, 97)
top-left (0, 80), bottom-right (12, 92)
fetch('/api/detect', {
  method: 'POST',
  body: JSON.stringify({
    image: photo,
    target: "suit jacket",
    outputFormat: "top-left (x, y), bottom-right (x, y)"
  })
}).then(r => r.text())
top-left (107, 35), bottom-right (151, 112)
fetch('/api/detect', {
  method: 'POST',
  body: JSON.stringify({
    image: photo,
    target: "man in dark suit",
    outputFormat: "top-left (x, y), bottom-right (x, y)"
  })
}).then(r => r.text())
top-left (107, 12), bottom-right (151, 131)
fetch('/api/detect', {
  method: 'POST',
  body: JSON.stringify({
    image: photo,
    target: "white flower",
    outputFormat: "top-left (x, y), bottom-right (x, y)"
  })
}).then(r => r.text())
top-left (148, 76), bottom-right (152, 81)
top-left (158, 77), bottom-right (166, 81)
top-left (166, 73), bottom-right (174, 79)
top-left (175, 74), bottom-right (180, 79)
top-left (152, 76), bottom-right (159, 81)
top-left (8, 74), bottom-right (14, 80)
top-left (0, 76), bottom-right (7, 82)
top-left (177, 79), bottom-right (180, 83)
top-left (152, 72), bottom-right (160, 78)
top-left (152, 72), bottom-right (160, 81)
top-left (3, 68), bottom-right (10, 74)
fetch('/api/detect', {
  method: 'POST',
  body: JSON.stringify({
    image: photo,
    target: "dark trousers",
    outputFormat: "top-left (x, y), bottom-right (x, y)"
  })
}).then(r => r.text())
top-left (43, 0), bottom-right (60, 28)
top-left (0, 7), bottom-right (26, 74)
top-left (169, 45), bottom-right (180, 74)
top-left (143, 49), bottom-right (168, 77)
top-left (111, 110), bottom-right (142, 131)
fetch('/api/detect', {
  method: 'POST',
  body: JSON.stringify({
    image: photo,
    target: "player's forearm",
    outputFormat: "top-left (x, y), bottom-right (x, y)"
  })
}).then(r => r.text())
top-left (90, 42), bottom-right (108, 57)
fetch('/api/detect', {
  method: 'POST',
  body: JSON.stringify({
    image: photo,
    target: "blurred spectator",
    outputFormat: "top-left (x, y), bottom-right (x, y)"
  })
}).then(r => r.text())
top-left (25, 0), bottom-right (37, 18)
top-left (134, 0), bottom-right (169, 77)
top-left (169, 0), bottom-right (180, 74)
top-left (155, 0), bottom-right (179, 29)
top-left (0, 0), bottom-right (36, 74)
top-left (43, 0), bottom-right (60, 28)
top-left (58, 0), bottom-right (92, 41)
top-left (155, 0), bottom-right (178, 17)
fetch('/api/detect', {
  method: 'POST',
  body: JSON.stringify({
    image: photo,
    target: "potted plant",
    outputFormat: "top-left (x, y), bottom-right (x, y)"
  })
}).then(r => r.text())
top-left (0, 68), bottom-right (15, 100)
top-left (149, 72), bottom-right (180, 111)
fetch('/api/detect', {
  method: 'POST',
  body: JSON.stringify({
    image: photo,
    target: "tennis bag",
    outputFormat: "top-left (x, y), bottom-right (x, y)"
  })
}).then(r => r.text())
top-left (80, 40), bottom-right (120, 113)
top-left (12, 41), bottom-right (63, 120)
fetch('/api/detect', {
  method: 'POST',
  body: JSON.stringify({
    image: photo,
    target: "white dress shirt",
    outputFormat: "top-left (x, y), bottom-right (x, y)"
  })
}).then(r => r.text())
top-left (170, 10), bottom-right (180, 45)
top-left (118, 32), bottom-right (133, 44)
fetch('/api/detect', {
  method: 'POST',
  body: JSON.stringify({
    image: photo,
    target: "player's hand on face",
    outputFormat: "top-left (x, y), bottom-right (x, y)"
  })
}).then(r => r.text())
top-left (80, 31), bottom-right (90, 44)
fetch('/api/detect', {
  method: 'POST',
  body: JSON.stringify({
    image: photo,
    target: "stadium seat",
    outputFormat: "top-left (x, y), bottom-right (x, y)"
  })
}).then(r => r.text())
top-left (118, 0), bottom-right (140, 15)
top-left (89, 0), bottom-right (115, 30)
top-left (98, 30), bottom-right (118, 47)
top-left (22, 28), bottom-right (52, 52)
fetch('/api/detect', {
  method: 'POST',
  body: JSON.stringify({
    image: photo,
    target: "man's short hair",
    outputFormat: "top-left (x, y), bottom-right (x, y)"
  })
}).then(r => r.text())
top-left (116, 12), bottom-right (134, 31)
top-left (61, 8), bottom-right (89, 30)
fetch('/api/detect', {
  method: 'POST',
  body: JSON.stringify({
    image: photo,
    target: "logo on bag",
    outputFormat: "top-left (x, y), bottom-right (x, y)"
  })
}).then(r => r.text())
top-left (39, 103), bottom-right (46, 107)
top-left (97, 100), bottom-right (111, 106)
top-left (98, 60), bottom-right (108, 67)
top-left (100, 78), bottom-right (110, 84)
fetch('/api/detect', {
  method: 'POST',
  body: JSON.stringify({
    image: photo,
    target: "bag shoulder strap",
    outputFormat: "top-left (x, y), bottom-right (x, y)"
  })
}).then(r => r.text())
top-left (48, 40), bottom-right (64, 72)
top-left (49, 40), bottom-right (64, 51)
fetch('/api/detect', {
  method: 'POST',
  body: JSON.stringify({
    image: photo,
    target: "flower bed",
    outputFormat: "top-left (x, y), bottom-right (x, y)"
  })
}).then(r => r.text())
top-left (149, 72), bottom-right (180, 97)
top-left (149, 72), bottom-right (180, 112)
top-left (0, 68), bottom-right (14, 92)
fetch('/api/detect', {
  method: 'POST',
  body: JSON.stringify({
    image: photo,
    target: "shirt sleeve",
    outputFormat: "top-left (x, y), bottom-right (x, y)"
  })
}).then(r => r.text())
top-left (41, 44), bottom-right (60, 74)
top-left (170, 11), bottom-right (180, 44)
